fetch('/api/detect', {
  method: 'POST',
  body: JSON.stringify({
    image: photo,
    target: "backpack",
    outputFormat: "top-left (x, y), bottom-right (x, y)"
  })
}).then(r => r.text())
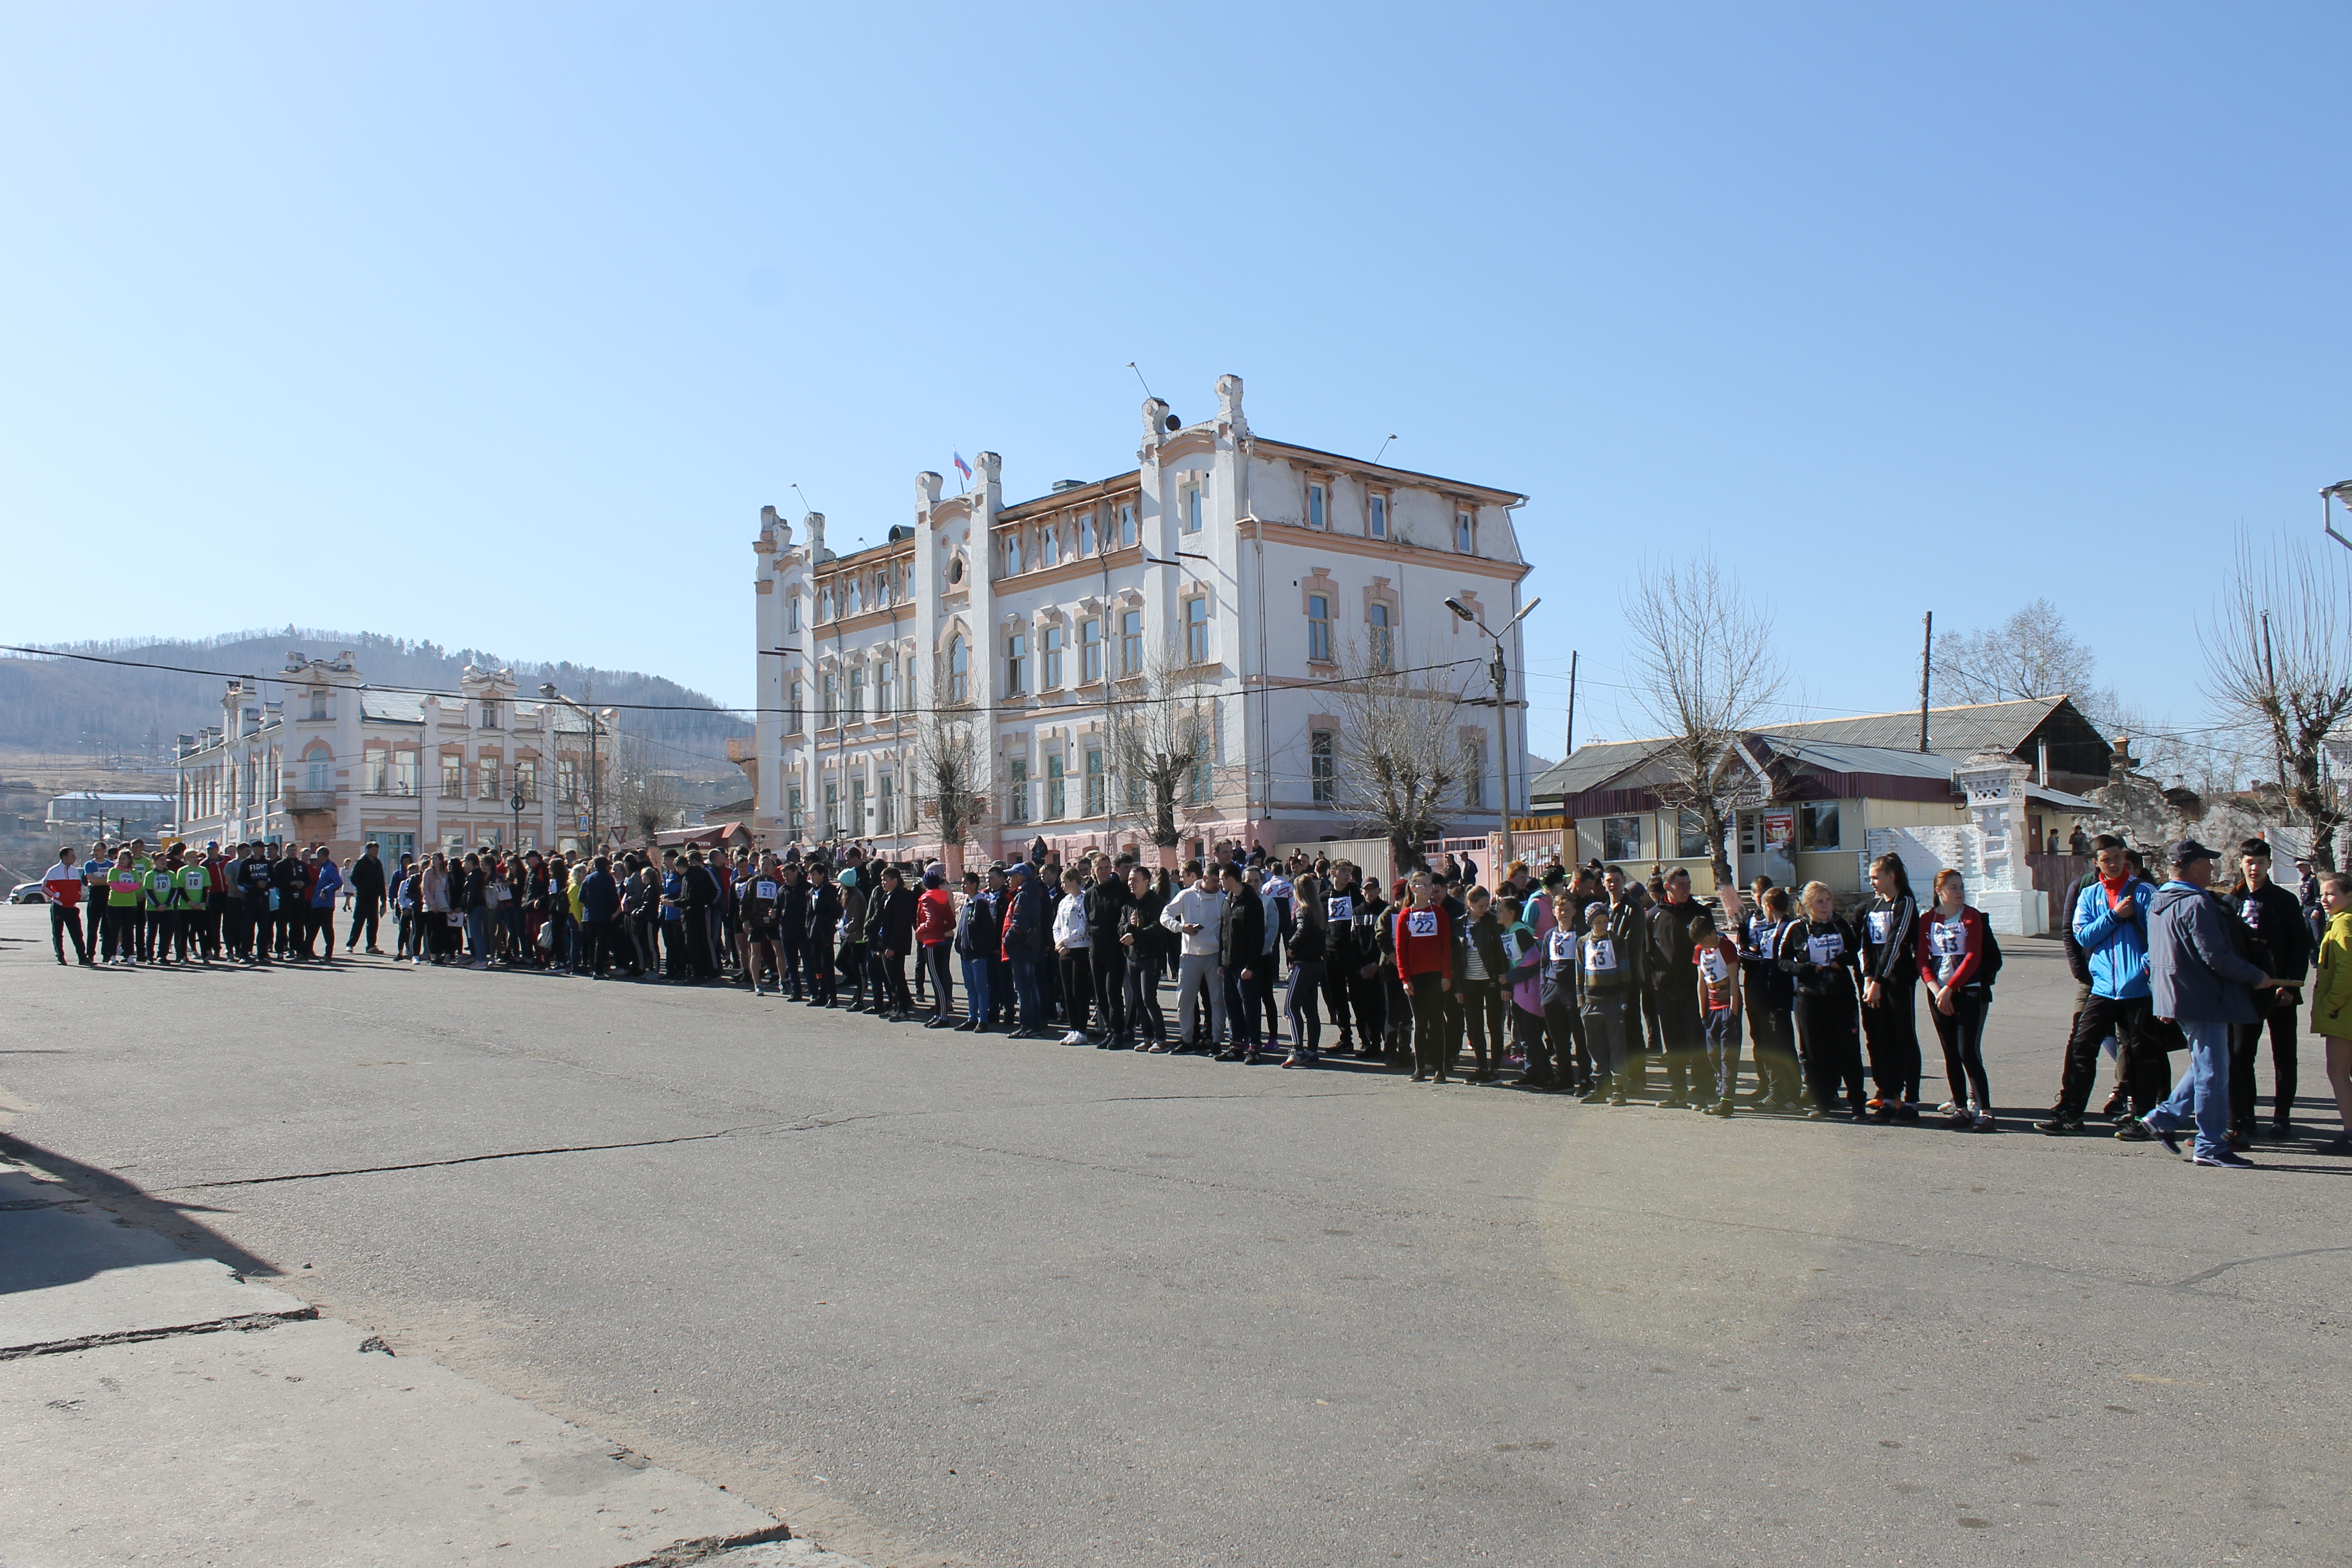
top-left (1979, 923), bottom-right (2003, 989)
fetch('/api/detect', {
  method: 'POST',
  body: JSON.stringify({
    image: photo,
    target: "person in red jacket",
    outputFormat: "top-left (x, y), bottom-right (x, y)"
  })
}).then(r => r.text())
top-left (1917, 868), bottom-right (1996, 1131)
top-left (916, 866), bottom-right (959, 1026)
top-left (43, 846), bottom-right (89, 965)
top-left (1395, 872), bottom-right (1457, 1084)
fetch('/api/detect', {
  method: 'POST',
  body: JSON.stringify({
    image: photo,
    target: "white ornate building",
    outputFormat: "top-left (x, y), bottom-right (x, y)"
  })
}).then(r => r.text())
top-left (171, 652), bottom-right (599, 859)
top-left (747, 375), bottom-right (1536, 864)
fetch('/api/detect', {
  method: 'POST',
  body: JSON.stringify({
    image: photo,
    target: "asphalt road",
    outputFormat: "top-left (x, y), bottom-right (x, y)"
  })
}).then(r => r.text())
top-left (3, 905), bottom-right (2347, 1568)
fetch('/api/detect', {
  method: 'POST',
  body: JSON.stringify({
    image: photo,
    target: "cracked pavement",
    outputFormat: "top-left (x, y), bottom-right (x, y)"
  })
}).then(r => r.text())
top-left (2, 906), bottom-right (2347, 1567)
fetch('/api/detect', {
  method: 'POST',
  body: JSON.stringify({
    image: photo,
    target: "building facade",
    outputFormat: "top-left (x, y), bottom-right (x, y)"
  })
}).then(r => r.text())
top-left (171, 652), bottom-right (600, 860)
top-left (749, 375), bottom-right (1536, 864)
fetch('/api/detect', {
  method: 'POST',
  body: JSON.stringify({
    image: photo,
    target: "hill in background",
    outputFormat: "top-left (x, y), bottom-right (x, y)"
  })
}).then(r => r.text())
top-left (0, 628), bottom-right (749, 765)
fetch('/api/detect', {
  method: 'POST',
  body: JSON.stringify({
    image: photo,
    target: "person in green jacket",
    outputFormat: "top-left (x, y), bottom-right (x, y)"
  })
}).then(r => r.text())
top-left (129, 839), bottom-right (156, 960)
top-left (172, 852), bottom-right (211, 965)
top-left (144, 848), bottom-right (182, 966)
top-left (2311, 872), bottom-right (2352, 1153)
top-left (104, 848), bottom-right (144, 964)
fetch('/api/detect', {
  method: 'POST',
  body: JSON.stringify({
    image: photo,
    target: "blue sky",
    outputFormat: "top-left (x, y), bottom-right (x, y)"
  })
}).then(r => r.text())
top-left (4, 3), bottom-right (2346, 760)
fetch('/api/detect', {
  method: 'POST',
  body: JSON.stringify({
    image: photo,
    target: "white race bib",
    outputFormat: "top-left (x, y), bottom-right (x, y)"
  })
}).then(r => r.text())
top-left (1698, 949), bottom-right (1728, 984)
top-left (1928, 920), bottom-right (1965, 957)
top-left (1583, 938), bottom-right (1617, 973)
top-left (1407, 910), bottom-right (1438, 938)
top-left (2239, 899), bottom-right (2261, 929)
top-left (1806, 933), bottom-right (1843, 965)
top-left (755, 880), bottom-right (777, 900)
top-left (1327, 895), bottom-right (1354, 922)
top-left (1548, 929), bottom-right (1574, 962)
top-left (1866, 910), bottom-right (1892, 944)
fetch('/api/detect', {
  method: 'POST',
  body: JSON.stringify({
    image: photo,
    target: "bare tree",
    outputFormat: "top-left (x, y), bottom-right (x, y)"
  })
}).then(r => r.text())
top-left (1112, 646), bottom-right (1217, 856)
top-left (2201, 533), bottom-right (2352, 869)
top-left (913, 710), bottom-right (987, 862)
top-left (1330, 636), bottom-right (1472, 875)
top-left (1620, 554), bottom-right (1786, 885)
top-left (1934, 598), bottom-right (2116, 729)
top-left (607, 729), bottom-right (682, 848)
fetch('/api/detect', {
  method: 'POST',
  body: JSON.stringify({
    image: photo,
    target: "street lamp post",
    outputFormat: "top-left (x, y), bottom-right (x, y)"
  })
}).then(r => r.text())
top-left (510, 788), bottom-right (525, 851)
top-left (538, 684), bottom-right (604, 850)
top-left (2326, 481), bottom-right (2352, 551)
top-left (1444, 595), bottom-right (1541, 867)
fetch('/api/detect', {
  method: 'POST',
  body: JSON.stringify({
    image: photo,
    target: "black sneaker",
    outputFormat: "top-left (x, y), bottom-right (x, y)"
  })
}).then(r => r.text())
top-left (2113, 1119), bottom-right (2153, 1142)
top-left (2034, 1113), bottom-right (2084, 1135)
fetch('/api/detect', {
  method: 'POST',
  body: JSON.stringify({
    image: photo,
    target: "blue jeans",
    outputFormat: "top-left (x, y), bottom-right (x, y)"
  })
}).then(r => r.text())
top-left (464, 908), bottom-right (488, 960)
top-left (2144, 1019), bottom-right (2231, 1159)
top-left (1706, 1009), bottom-right (1742, 1101)
top-left (1010, 956), bottom-right (1044, 1031)
top-left (962, 956), bottom-right (993, 1024)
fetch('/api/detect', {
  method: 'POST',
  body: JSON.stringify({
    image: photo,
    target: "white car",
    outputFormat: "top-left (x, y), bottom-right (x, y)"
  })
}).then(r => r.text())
top-left (9, 881), bottom-right (49, 904)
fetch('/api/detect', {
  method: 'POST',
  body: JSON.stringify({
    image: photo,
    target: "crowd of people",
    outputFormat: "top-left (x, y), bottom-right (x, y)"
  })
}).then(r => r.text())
top-left (33, 827), bottom-right (2352, 1160)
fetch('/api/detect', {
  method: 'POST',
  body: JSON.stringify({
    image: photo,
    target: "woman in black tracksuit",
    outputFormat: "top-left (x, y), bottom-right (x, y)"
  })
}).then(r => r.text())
top-left (1283, 874), bottom-right (1329, 1065)
top-left (1778, 881), bottom-right (1866, 1119)
top-left (1856, 853), bottom-right (1922, 1120)
top-left (1121, 865), bottom-right (1169, 1047)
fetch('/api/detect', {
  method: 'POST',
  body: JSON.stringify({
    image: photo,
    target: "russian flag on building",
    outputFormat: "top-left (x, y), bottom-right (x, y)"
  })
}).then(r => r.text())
top-left (952, 451), bottom-right (972, 480)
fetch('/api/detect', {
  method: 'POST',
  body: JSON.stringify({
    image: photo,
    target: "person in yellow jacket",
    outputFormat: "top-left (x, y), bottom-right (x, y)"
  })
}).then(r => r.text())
top-left (2311, 872), bottom-right (2352, 1154)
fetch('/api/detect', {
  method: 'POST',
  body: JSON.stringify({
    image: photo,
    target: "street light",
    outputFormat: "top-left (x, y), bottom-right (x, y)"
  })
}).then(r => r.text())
top-left (1446, 595), bottom-right (1542, 864)
top-left (539, 684), bottom-right (605, 849)
top-left (2325, 481), bottom-right (2352, 552)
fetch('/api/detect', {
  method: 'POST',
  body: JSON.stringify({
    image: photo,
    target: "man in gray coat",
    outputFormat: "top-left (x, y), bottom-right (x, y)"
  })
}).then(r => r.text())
top-left (2141, 839), bottom-right (2290, 1168)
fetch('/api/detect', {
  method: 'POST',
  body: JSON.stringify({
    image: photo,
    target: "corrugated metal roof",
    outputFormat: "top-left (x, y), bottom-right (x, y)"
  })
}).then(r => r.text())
top-left (1760, 697), bottom-right (2065, 758)
top-left (1751, 737), bottom-right (1959, 783)
top-left (1526, 739), bottom-right (1669, 801)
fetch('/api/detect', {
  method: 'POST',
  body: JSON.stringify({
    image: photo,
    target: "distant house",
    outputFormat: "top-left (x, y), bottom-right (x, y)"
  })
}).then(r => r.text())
top-left (47, 791), bottom-right (174, 843)
top-left (1523, 696), bottom-right (2106, 895)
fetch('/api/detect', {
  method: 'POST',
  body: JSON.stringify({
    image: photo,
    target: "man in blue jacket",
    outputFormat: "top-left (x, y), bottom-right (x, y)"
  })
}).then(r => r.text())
top-left (577, 855), bottom-right (621, 977)
top-left (2040, 840), bottom-right (2169, 1135)
top-left (2137, 839), bottom-right (2289, 1168)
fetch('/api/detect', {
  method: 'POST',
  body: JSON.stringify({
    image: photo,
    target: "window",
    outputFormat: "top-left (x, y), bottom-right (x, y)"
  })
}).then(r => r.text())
top-left (818, 586), bottom-right (834, 621)
top-left (878, 772), bottom-right (895, 834)
top-left (1185, 598), bottom-right (1209, 664)
top-left (843, 579), bottom-right (859, 616)
top-left (1079, 511), bottom-right (1096, 554)
top-left (949, 635), bottom-right (970, 703)
top-left (1120, 610), bottom-right (1143, 674)
top-left (307, 756), bottom-right (330, 792)
top-left (1799, 802), bottom-right (1841, 852)
top-left (393, 752), bottom-right (419, 796)
top-left (1042, 625), bottom-right (1063, 688)
top-left (1676, 810), bottom-right (1711, 858)
top-left (787, 596), bottom-right (801, 633)
top-left (787, 677), bottom-right (804, 734)
top-left (1308, 483), bottom-right (1327, 530)
top-left (850, 776), bottom-right (864, 830)
top-left (1368, 494), bottom-right (1387, 539)
top-left (366, 748), bottom-right (389, 793)
top-left (1004, 533), bottom-right (1023, 575)
top-left (516, 759), bottom-right (537, 801)
top-left (1308, 595), bottom-right (1332, 663)
top-left (848, 665), bottom-right (864, 722)
top-left (874, 570), bottom-right (891, 608)
top-left (1041, 525), bottom-right (1059, 569)
top-left (442, 755), bottom-right (463, 797)
top-left (1603, 815), bottom-right (1642, 862)
top-left (481, 701), bottom-right (500, 729)
top-left (1047, 753), bottom-right (1066, 819)
top-left (787, 785), bottom-right (804, 830)
top-left (1006, 757), bottom-right (1030, 824)
top-left (1455, 510), bottom-right (1475, 554)
top-left (480, 759), bottom-right (501, 799)
top-left (1080, 619), bottom-right (1103, 682)
top-left (1085, 748), bottom-right (1105, 815)
top-left (876, 657), bottom-right (894, 715)
top-left (1183, 485), bottom-right (1202, 534)
top-left (557, 759), bottom-right (577, 800)
top-left (1119, 503), bottom-right (1136, 548)
top-left (1368, 602), bottom-right (1393, 670)
top-left (1464, 736), bottom-right (1486, 809)
top-left (1187, 759), bottom-right (1211, 805)
top-left (824, 781), bottom-right (840, 837)
top-left (949, 555), bottom-right (965, 585)
top-left (1006, 631), bottom-right (1028, 695)
top-left (821, 671), bottom-right (839, 727)
top-left (1311, 730), bottom-right (1336, 804)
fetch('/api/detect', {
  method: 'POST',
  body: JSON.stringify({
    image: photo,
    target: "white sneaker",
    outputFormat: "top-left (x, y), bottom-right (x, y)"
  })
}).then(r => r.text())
top-left (1935, 1100), bottom-right (1958, 1115)
top-left (1973, 1108), bottom-right (1996, 1132)
top-left (1059, 1030), bottom-right (1087, 1046)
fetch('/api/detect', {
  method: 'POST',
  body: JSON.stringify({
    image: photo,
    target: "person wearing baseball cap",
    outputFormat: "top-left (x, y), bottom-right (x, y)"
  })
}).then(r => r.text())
top-left (2137, 839), bottom-right (2295, 1167)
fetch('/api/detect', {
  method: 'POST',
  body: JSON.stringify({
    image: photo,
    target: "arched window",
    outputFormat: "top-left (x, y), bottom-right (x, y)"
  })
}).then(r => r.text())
top-left (948, 635), bottom-right (969, 704)
top-left (1368, 602), bottom-right (1393, 669)
top-left (1041, 526), bottom-right (1059, 569)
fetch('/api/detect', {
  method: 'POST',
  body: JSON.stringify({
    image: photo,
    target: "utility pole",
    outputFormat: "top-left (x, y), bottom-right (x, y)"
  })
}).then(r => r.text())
top-left (1491, 640), bottom-right (1515, 864)
top-left (1918, 611), bottom-right (1934, 753)
top-left (1564, 650), bottom-right (1578, 758)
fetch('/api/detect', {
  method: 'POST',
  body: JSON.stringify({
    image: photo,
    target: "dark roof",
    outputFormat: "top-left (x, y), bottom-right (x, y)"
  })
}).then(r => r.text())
top-left (1525, 739), bottom-right (1671, 803)
top-left (1760, 696), bottom-right (2083, 760)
